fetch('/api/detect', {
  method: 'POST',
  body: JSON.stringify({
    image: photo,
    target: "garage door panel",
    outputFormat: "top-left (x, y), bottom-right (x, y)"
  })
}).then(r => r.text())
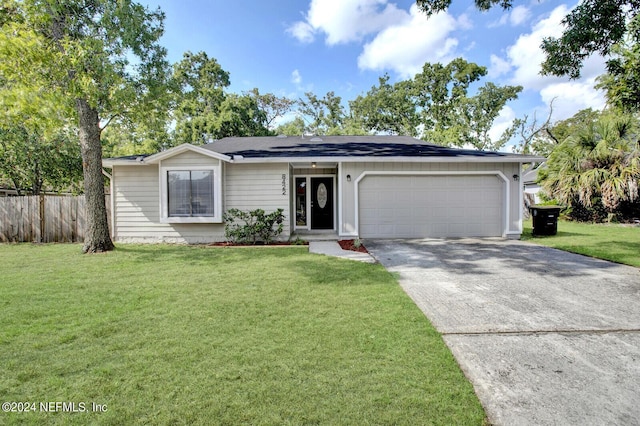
top-left (359, 175), bottom-right (503, 238)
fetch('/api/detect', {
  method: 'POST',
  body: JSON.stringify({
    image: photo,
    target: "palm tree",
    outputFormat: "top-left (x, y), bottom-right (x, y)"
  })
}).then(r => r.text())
top-left (540, 112), bottom-right (640, 219)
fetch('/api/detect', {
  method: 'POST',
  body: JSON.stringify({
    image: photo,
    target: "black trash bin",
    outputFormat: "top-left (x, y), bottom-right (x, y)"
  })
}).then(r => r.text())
top-left (529, 205), bottom-right (562, 236)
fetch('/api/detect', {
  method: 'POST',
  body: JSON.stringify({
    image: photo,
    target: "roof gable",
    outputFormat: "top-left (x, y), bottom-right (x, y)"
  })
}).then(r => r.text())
top-left (144, 143), bottom-right (231, 164)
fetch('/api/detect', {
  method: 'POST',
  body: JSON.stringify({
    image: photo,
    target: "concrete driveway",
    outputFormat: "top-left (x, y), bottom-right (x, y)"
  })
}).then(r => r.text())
top-left (366, 238), bottom-right (640, 426)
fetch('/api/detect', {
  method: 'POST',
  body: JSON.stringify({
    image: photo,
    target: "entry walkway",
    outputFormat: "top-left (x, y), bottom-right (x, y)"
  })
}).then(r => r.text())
top-left (308, 241), bottom-right (376, 263)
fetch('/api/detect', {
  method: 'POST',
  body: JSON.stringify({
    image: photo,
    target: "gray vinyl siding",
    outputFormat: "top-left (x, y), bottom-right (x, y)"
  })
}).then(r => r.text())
top-left (112, 165), bottom-right (226, 243)
top-left (111, 159), bottom-right (290, 243)
top-left (340, 161), bottom-right (522, 237)
top-left (225, 163), bottom-right (290, 232)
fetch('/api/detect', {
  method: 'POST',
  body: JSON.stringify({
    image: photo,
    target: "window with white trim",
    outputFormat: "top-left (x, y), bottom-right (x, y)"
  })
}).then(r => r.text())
top-left (161, 166), bottom-right (222, 223)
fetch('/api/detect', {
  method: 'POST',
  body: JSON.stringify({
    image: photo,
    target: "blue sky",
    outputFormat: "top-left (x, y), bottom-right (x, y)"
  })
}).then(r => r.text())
top-left (144, 0), bottom-right (607, 142)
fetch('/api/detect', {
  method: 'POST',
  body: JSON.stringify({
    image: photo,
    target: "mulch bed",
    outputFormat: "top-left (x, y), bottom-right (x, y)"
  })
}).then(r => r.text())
top-left (209, 241), bottom-right (308, 247)
top-left (207, 240), bottom-right (367, 253)
top-left (338, 239), bottom-right (369, 253)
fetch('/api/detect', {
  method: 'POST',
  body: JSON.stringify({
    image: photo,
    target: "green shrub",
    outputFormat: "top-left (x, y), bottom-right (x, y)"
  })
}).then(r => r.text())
top-left (223, 208), bottom-right (285, 244)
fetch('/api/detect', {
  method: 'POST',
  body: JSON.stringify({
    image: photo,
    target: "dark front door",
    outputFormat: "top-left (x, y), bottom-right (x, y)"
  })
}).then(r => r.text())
top-left (311, 177), bottom-right (334, 230)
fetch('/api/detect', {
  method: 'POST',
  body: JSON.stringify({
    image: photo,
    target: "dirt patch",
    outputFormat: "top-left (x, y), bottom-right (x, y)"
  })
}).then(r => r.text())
top-left (338, 239), bottom-right (369, 253)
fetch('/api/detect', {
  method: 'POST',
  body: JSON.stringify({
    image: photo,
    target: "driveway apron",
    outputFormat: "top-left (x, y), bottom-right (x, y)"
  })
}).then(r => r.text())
top-left (366, 238), bottom-right (640, 426)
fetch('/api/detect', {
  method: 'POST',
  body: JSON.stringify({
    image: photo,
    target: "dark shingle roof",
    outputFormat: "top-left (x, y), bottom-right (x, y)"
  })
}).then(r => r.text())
top-left (203, 135), bottom-right (522, 158)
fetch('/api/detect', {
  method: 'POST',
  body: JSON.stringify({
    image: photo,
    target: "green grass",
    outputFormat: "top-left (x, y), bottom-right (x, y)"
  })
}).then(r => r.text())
top-left (0, 244), bottom-right (485, 425)
top-left (522, 219), bottom-right (640, 267)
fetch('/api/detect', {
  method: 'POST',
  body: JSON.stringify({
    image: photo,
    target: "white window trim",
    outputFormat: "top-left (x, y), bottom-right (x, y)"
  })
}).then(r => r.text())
top-left (160, 165), bottom-right (223, 223)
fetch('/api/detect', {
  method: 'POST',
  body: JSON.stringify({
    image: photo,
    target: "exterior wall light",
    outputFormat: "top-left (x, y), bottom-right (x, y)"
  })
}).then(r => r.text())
top-left (346, 174), bottom-right (351, 182)
top-left (311, 162), bottom-right (317, 168)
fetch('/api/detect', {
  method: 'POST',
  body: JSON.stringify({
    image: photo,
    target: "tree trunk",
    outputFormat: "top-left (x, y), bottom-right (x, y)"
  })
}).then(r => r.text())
top-left (76, 98), bottom-right (114, 253)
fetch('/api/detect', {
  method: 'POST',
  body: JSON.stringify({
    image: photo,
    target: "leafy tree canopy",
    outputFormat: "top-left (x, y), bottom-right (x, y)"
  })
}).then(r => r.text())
top-left (298, 91), bottom-right (346, 135)
top-left (596, 16), bottom-right (640, 112)
top-left (350, 75), bottom-right (419, 137)
top-left (0, 124), bottom-right (82, 194)
top-left (171, 52), bottom-right (289, 143)
top-left (275, 116), bottom-right (306, 137)
top-left (246, 88), bottom-right (295, 131)
top-left (348, 58), bottom-right (521, 150)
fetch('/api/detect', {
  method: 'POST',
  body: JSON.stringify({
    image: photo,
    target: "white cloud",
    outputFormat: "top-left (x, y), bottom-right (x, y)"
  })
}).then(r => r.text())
top-left (357, 5), bottom-right (466, 78)
top-left (509, 5), bottom-right (531, 26)
top-left (287, 0), bottom-right (408, 45)
top-left (291, 69), bottom-right (302, 85)
top-left (489, 5), bottom-right (530, 27)
top-left (287, 1), bottom-right (470, 78)
top-left (540, 79), bottom-right (606, 120)
top-left (491, 4), bottom-right (607, 120)
top-left (505, 5), bottom-right (569, 90)
top-left (489, 14), bottom-right (508, 28)
top-left (489, 54), bottom-right (511, 78)
top-left (287, 21), bottom-right (315, 43)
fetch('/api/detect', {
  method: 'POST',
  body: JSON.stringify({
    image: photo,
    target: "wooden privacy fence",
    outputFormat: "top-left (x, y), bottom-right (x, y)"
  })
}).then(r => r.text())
top-left (0, 195), bottom-right (110, 243)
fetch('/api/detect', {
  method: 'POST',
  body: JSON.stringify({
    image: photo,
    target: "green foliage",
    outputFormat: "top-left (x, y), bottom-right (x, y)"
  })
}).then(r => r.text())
top-left (298, 91), bottom-right (346, 135)
top-left (458, 82), bottom-right (522, 150)
top-left (1, 0), bottom-right (173, 252)
top-left (349, 59), bottom-right (521, 149)
top-left (275, 116), bottom-right (306, 136)
top-left (290, 235), bottom-right (308, 245)
top-left (0, 125), bottom-right (82, 194)
top-left (172, 50), bottom-right (230, 143)
top-left (413, 58), bottom-right (521, 149)
top-left (171, 52), bottom-right (272, 143)
top-left (416, 0), bottom-right (513, 15)
top-left (101, 117), bottom-right (174, 157)
top-left (540, 0), bottom-right (634, 78)
top-left (223, 208), bottom-right (285, 244)
top-left (546, 109), bottom-right (601, 146)
top-left (213, 93), bottom-right (270, 138)
top-left (597, 16), bottom-right (640, 113)
top-left (246, 88), bottom-right (295, 130)
top-left (540, 112), bottom-right (640, 221)
top-left (1, 0), bottom-right (171, 121)
top-left (350, 75), bottom-right (419, 136)
top-left (353, 238), bottom-right (362, 249)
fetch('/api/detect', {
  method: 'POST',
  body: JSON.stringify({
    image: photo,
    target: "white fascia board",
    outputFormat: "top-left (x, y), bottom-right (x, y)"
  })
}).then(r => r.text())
top-left (230, 155), bottom-right (546, 164)
top-left (144, 143), bottom-right (232, 164)
top-left (102, 159), bottom-right (150, 167)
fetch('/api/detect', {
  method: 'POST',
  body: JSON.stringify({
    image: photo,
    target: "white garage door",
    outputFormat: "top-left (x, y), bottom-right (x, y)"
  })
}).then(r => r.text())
top-left (359, 174), bottom-right (504, 238)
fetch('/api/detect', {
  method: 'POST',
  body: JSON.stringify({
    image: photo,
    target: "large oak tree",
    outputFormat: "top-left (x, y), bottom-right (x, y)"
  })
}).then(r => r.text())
top-left (0, 0), bottom-right (170, 253)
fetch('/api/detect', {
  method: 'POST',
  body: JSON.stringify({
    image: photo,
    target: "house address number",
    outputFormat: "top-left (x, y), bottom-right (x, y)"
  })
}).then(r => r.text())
top-left (282, 174), bottom-right (287, 195)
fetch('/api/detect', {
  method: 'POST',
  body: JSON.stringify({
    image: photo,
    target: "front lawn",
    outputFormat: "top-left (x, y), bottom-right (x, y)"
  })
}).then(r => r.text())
top-left (0, 244), bottom-right (485, 425)
top-left (522, 220), bottom-right (640, 268)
